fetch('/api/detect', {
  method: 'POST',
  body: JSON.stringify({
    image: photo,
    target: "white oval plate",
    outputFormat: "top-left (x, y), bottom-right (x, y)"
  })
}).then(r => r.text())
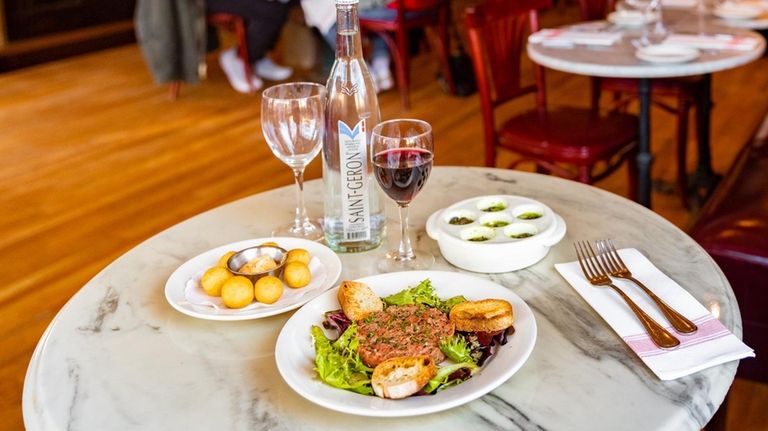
top-left (275, 270), bottom-right (537, 417)
top-left (661, 0), bottom-right (698, 9)
top-left (636, 44), bottom-right (700, 63)
top-left (165, 237), bottom-right (342, 321)
top-left (714, 3), bottom-right (764, 19)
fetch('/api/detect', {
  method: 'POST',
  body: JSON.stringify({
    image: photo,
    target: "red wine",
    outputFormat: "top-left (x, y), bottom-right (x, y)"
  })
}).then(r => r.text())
top-left (373, 148), bottom-right (433, 204)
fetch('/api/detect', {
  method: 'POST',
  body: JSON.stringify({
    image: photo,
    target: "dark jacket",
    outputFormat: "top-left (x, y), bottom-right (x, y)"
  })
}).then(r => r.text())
top-left (135, 0), bottom-right (207, 85)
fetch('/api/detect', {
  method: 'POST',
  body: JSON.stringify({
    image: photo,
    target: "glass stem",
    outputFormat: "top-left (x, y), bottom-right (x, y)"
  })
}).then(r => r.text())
top-left (397, 204), bottom-right (416, 261)
top-left (293, 168), bottom-right (308, 232)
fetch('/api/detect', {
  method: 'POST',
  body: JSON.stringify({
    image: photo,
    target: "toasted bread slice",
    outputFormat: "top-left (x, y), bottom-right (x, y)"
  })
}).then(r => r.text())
top-left (449, 299), bottom-right (513, 332)
top-left (371, 356), bottom-right (437, 399)
top-left (337, 280), bottom-right (383, 321)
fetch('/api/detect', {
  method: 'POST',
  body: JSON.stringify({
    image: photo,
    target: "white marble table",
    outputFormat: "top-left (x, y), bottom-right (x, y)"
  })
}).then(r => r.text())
top-left (527, 11), bottom-right (766, 208)
top-left (23, 167), bottom-right (742, 431)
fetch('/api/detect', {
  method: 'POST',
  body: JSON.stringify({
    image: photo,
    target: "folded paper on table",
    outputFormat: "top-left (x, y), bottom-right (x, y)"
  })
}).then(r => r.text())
top-left (664, 34), bottom-right (760, 51)
top-left (529, 29), bottom-right (623, 46)
top-left (555, 248), bottom-right (754, 380)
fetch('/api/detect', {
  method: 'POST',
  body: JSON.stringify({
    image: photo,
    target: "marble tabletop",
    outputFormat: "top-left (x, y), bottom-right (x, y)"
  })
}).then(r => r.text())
top-left (527, 10), bottom-right (766, 78)
top-left (22, 167), bottom-right (742, 431)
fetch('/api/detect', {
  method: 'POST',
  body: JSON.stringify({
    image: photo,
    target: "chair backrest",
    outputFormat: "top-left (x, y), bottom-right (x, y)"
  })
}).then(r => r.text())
top-left (464, 0), bottom-right (551, 163)
top-left (387, 0), bottom-right (440, 11)
top-left (578, 0), bottom-right (615, 21)
top-left (386, 0), bottom-right (447, 26)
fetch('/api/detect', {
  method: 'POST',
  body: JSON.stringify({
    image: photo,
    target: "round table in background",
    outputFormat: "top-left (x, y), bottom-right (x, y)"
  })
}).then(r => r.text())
top-left (527, 11), bottom-right (766, 208)
top-left (23, 167), bottom-right (742, 431)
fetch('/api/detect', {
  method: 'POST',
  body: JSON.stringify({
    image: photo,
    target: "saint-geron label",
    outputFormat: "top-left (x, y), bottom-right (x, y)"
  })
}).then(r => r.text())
top-left (338, 119), bottom-right (371, 241)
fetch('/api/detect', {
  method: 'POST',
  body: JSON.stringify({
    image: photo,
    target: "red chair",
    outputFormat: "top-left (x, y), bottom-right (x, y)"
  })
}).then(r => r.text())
top-left (579, 0), bottom-right (708, 207)
top-left (359, 0), bottom-right (454, 110)
top-left (169, 12), bottom-right (255, 100)
top-left (464, 0), bottom-right (638, 197)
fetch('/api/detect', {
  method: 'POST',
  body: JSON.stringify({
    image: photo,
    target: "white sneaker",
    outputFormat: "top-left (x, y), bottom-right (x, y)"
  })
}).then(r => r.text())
top-left (218, 48), bottom-right (262, 93)
top-left (255, 57), bottom-right (293, 81)
top-left (371, 60), bottom-right (394, 93)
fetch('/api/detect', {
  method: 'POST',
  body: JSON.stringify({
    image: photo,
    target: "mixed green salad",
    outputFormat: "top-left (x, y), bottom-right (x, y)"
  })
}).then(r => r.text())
top-left (310, 279), bottom-right (512, 397)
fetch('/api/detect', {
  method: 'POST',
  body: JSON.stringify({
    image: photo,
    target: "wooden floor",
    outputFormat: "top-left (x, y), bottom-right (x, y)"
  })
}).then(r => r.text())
top-left (1, 5), bottom-right (767, 430)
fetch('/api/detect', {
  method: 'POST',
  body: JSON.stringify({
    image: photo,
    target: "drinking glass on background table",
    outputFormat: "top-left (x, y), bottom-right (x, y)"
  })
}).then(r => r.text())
top-left (372, 119), bottom-right (434, 272)
top-left (624, 0), bottom-right (669, 45)
top-left (261, 82), bottom-right (325, 240)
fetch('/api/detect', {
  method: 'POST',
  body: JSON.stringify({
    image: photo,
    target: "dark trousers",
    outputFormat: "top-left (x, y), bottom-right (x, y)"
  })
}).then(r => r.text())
top-left (206, 0), bottom-right (292, 63)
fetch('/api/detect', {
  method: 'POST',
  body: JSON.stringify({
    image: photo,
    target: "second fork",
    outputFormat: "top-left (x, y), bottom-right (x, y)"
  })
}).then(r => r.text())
top-left (596, 239), bottom-right (698, 334)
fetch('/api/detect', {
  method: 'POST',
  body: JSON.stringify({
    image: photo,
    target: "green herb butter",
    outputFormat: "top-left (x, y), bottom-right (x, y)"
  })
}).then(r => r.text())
top-left (517, 212), bottom-right (542, 220)
top-left (449, 216), bottom-right (474, 225)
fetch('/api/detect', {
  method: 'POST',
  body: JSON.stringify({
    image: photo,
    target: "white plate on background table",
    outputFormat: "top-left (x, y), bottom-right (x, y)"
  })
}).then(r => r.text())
top-left (165, 237), bottom-right (342, 321)
top-left (661, 0), bottom-right (698, 9)
top-left (275, 270), bottom-right (537, 417)
top-left (608, 10), bottom-right (657, 26)
top-left (714, 2), bottom-right (765, 19)
top-left (636, 44), bottom-right (701, 63)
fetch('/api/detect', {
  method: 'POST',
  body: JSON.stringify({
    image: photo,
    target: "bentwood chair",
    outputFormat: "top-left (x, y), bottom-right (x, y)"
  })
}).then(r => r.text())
top-left (359, 0), bottom-right (454, 109)
top-left (464, 0), bottom-right (638, 199)
top-left (579, 0), bottom-right (709, 207)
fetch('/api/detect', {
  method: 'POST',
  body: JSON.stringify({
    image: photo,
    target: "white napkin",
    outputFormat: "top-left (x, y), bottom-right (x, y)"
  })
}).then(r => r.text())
top-left (528, 29), bottom-right (623, 46)
top-left (664, 33), bottom-right (760, 51)
top-left (555, 248), bottom-right (754, 380)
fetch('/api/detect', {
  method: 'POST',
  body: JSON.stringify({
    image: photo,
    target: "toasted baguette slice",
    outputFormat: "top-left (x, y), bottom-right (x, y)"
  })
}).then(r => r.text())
top-left (337, 280), bottom-right (383, 321)
top-left (371, 356), bottom-right (437, 399)
top-left (449, 299), bottom-right (513, 332)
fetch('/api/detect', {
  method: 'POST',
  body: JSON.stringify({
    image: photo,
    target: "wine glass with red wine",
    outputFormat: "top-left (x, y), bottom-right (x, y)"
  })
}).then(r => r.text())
top-left (372, 119), bottom-right (434, 272)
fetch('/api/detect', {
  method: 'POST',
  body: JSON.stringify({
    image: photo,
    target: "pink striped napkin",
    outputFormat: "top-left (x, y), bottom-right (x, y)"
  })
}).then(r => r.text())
top-left (555, 248), bottom-right (754, 380)
top-left (664, 34), bottom-right (760, 51)
top-left (528, 29), bottom-right (622, 46)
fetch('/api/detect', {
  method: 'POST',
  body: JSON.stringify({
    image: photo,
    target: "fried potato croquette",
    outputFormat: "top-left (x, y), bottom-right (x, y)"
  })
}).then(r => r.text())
top-left (221, 276), bottom-right (254, 308)
top-left (216, 251), bottom-right (237, 268)
top-left (283, 262), bottom-right (311, 288)
top-left (254, 276), bottom-right (284, 304)
top-left (201, 266), bottom-right (232, 297)
top-left (285, 248), bottom-right (311, 265)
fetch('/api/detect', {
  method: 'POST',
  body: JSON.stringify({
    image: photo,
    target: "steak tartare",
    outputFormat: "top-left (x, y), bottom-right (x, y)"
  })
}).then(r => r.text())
top-left (357, 304), bottom-right (455, 367)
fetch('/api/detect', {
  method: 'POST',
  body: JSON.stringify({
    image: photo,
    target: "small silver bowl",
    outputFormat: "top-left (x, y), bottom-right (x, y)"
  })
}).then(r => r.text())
top-left (227, 245), bottom-right (287, 283)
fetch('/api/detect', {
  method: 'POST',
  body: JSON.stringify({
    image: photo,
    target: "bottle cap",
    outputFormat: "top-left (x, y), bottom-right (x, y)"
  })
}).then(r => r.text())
top-left (336, 0), bottom-right (359, 4)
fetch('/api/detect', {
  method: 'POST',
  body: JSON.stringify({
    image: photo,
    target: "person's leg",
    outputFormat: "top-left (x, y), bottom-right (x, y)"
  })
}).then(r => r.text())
top-left (323, 25), bottom-right (336, 50)
top-left (207, 0), bottom-right (291, 62)
top-left (370, 36), bottom-right (393, 91)
top-left (207, 0), bottom-right (293, 80)
top-left (323, 23), bottom-right (392, 91)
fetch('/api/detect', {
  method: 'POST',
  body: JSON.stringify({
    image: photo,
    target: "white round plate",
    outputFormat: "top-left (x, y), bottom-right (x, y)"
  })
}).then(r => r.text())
top-left (608, 10), bottom-right (656, 26)
top-left (165, 237), bottom-right (342, 321)
top-left (714, 2), bottom-right (764, 19)
top-left (636, 44), bottom-right (700, 63)
top-left (275, 270), bottom-right (537, 417)
top-left (660, 0), bottom-right (697, 9)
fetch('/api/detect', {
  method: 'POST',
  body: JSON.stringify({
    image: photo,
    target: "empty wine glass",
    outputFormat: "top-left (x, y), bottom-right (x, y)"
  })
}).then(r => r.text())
top-left (372, 119), bottom-right (434, 272)
top-left (261, 82), bottom-right (326, 240)
top-left (626, 0), bottom-right (668, 46)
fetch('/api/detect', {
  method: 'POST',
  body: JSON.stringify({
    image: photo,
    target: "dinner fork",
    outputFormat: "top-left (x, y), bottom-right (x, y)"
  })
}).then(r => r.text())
top-left (596, 239), bottom-right (698, 334)
top-left (574, 241), bottom-right (680, 349)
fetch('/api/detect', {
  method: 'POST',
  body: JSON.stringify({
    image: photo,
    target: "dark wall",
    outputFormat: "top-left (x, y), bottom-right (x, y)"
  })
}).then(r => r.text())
top-left (4, 0), bottom-right (136, 41)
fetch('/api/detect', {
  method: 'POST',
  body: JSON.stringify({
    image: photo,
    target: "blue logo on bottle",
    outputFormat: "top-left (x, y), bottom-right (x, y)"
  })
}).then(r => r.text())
top-left (339, 121), bottom-right (363, 139)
